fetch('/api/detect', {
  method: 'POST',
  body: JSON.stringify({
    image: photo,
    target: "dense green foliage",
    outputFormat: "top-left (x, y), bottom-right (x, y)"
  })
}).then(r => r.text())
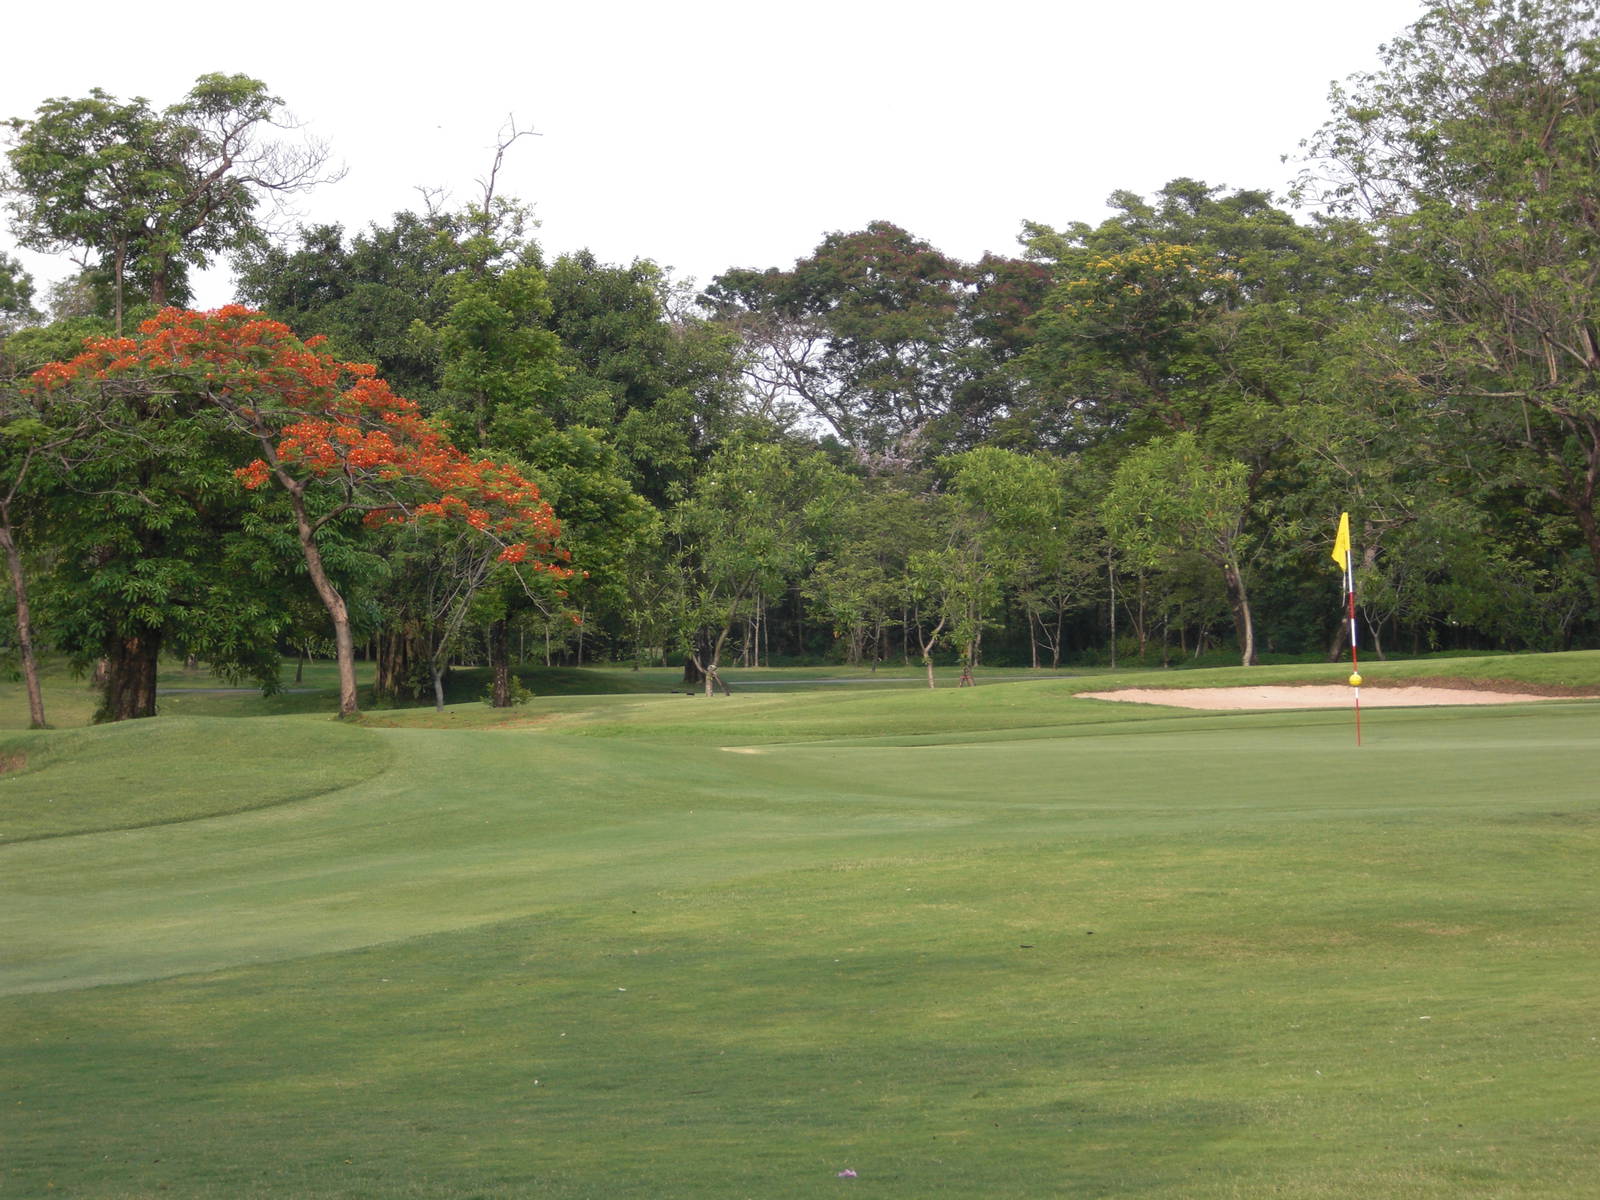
top-left (4, 74), bottom-right (336, 331)
top-left (5, 1), bottom-right (1600, 723)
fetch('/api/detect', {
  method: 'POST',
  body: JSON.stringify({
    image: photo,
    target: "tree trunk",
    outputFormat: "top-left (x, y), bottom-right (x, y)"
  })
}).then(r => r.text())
top-left (373, 633), bottom-right (389, 695)
top-left (1133, 576), bottom-right (1148, 661)
top-left (1222, 562), bottom-right (1257, 666)
top-left (112, 239), bottom-right (127, 337)
top-left (288, 487), bottom-right (360, 718)
top-left (701, 618), bottom-right (736, 697)
top-left (1571, 499), bottom-right (1600, 597)
top-left (100, 629), bottom-right (161, 722)
top-left (374, 630), bottom-right (408, 700)
top-left (919, 615), bottom-right (948, 690)
top-left (791, 582), bottom-right (803, 657)
top-left (687, 648), bottom-right (733, 696)
top-left (1031, 606), bottom-right (1061, 671)
top-left (1327, 618), bottom-right (1347, 662)
top-left (489, 618), bottom-right (512, 707)
top-left (1107, 557), bottom-right (1118, 669)
top-left (0, 520), bottom-right (47, 728)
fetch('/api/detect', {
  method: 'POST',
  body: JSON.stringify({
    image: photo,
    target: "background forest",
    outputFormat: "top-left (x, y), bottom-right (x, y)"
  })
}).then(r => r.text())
top-left (4, 0), bottom-right (1600, 724)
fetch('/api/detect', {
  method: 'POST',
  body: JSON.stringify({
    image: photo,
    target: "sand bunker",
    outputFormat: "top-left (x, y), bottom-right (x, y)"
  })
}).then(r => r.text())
top-left (1079, 684), bottom-right (1568, 710)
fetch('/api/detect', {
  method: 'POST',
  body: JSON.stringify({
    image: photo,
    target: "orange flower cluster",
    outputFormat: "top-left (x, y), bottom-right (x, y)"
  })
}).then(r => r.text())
top-left (235, 459), bottom-right (271, 490)
top-left (31, 306), bottom-right (573, 580)
top-left (30, 307), bottom-right (345, 403)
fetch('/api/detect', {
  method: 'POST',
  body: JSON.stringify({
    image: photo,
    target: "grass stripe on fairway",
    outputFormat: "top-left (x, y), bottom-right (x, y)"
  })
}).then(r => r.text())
top-left (9, 701), bottom-right (1597, 998)
top-left (0, 717), bottom-right (391, 843)
top-left (3, 685), bottom-right (1598, 1197)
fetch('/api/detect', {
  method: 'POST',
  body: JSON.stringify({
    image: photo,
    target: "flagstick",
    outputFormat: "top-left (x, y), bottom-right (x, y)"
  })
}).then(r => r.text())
top-left (1346, 551), bottom-right (1361, 747)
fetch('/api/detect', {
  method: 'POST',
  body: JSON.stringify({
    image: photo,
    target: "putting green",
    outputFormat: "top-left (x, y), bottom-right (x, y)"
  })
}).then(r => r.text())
top-left (7, 699), bottom-right (1596, 996)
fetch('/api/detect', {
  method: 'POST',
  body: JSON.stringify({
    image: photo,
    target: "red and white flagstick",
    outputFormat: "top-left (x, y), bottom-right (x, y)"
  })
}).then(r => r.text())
top-left (1344, 549), bottom-right (1362, 746)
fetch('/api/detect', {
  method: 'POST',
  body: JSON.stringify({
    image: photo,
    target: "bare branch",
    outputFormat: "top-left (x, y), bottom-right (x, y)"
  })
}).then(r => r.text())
top-left (476, 114), bottom-right (541, 212)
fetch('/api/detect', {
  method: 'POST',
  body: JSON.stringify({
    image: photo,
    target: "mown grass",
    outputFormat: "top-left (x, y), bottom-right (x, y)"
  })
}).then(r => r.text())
top-left (18, 648), bottom-right (1594, 730)
top-left (2, 655), bottom-right (1598, 1196)
top-left (0, 716), bottom-right (391, 842)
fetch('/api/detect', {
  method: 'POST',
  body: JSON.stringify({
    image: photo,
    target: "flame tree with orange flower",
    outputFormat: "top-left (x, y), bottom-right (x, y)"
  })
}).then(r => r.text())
top-left (33, 306), bottom-right (572, 718)
top-left (19, 332), bottom-right (303, 722)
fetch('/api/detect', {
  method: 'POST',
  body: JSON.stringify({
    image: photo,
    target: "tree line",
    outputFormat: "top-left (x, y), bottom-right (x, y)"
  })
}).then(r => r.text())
top-left (4, 0), bottom-right (1600, 725)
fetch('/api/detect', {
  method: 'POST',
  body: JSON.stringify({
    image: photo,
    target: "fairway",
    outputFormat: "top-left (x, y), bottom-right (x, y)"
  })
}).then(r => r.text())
top-left (3, 667), bottom-right (1599, 1197)
top-left (14, 3), bottom-right (1600, 1193)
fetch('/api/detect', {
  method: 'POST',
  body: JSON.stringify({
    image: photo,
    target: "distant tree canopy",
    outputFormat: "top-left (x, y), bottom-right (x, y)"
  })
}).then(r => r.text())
top-left (5, 0), bottom-right (1600, 725)
top-left (4, 73), bottom-right (339, 332)
top-left (706, 222), bottom-right (1050, 464)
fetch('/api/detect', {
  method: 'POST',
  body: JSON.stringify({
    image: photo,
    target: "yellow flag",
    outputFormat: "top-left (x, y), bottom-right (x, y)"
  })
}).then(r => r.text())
top-left (1331, 511), bottom-right (1351, 570)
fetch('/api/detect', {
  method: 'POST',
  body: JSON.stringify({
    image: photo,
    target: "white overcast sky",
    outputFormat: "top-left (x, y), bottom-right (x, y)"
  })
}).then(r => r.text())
top-left (3, 0), bottom-right (1425, 308)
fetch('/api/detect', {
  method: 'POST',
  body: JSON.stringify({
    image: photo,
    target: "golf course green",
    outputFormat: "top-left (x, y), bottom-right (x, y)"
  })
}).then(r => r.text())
top-left (3, 655), bottom-right (1598, 1197)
